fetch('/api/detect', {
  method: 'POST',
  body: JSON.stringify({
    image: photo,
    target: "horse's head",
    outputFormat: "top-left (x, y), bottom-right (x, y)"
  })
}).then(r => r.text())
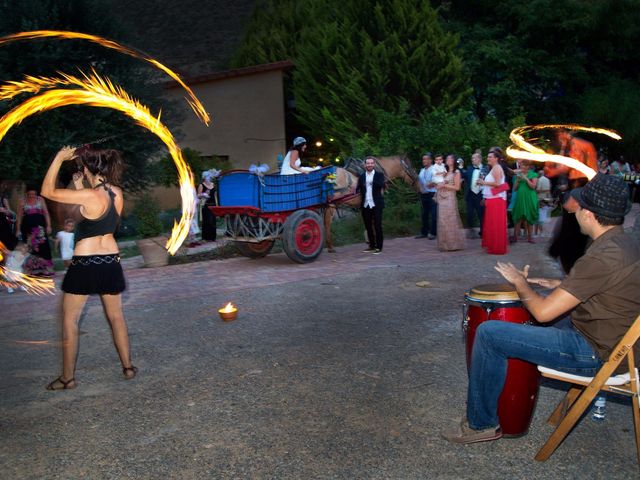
top-left (376, 155), bottom-right (419, 190)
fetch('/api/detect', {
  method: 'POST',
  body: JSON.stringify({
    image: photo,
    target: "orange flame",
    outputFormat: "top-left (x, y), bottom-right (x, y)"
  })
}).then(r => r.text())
top-left (507, 124), bottom-right (621, 180)
top-left (0, 241), bottom-right (55, 295)
top-left (0, 30), bottom-right (210, 125)
top-left (0, 70), bottom-right (195, 254)
top-left (219, 302), bottom-right (237, 313)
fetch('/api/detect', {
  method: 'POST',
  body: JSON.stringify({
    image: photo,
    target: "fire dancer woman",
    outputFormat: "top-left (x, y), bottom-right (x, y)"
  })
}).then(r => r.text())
top-left (41, 146), bottom-right (136, 390)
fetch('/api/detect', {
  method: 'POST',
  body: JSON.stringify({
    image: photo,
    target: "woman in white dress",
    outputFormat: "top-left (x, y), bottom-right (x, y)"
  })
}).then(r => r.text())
top-left (281, 137), bottom-right (311, 175)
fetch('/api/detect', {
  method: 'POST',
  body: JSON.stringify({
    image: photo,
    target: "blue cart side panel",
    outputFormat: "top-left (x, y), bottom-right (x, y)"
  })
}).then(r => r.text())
top-left (217, 166), bottom-right (336, 212)
top-left (217, 171), bottom-right (260, 208)
top-left (261, 166), bottom-right (335, 212)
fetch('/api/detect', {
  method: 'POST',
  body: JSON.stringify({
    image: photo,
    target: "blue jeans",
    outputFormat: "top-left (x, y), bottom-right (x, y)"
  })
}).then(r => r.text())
top-left (467, 320), bottom-right (602, 430)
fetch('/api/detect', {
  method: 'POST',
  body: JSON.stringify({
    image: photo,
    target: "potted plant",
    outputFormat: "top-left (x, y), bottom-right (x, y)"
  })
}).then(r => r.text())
top-left (133, 193), bottom-right (169, 267)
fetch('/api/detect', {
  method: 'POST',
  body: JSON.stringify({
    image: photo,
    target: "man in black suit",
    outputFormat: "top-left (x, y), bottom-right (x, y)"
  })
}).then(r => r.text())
top-left (463, 152), bottom-right (485, 238)
top-left (357, 157), bottom-right (386, 254)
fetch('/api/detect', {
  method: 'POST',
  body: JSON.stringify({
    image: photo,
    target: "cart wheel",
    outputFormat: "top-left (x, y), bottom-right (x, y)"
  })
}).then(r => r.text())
top-left (282, 210), bottom-right (325, 263)
top-left (234, 240), bottom-right (275, 258)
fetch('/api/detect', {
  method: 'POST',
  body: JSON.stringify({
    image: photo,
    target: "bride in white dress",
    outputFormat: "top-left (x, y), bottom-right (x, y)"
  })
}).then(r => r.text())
top-left (281, 137), bottom-right (319, 175)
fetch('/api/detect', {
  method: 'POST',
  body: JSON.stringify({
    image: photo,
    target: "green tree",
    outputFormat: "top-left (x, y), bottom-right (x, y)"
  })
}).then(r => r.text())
top-left (233, 0), bottom-right (470, 147)
top-left (434, 0), bottom-right (640, 126)
top-left (349, 103), bottom-right (518, 165)
top-left (579, 78), bottom-right (640, 162)
top-left (0, 0), bottom-right (182, 188)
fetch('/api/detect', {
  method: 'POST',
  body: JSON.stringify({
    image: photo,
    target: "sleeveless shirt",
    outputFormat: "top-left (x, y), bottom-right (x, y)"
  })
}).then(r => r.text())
top-left (75, 186), bottom-right (120, 243)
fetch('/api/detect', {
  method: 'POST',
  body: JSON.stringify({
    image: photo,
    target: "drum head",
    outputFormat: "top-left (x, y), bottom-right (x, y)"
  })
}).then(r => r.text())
top-left (468, 283), bottom-right (520, 301)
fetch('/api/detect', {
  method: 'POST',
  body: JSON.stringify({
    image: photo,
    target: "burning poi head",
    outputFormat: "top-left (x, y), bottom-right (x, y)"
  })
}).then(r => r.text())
top-left (506, 124), bottom-right (621, 180)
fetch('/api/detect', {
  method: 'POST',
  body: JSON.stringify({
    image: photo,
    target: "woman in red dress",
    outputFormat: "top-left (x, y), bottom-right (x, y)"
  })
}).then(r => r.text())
top-left (477, 147), bottom-right (508, 255)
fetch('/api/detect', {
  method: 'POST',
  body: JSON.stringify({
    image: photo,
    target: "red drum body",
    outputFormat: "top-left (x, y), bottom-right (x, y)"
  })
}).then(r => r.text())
top-left (463, 284), bottom-right (540, 437)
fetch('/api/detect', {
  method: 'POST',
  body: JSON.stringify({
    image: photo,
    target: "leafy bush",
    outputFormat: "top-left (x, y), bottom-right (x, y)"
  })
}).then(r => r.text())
top-left (348, 103), bottom-right (523, 167)
top-left (151, 147), bottom-right (231, 187)
top-left (132, 193), bottom-right (163, 238)
top-left (382, 180), bottom-right (421, 236)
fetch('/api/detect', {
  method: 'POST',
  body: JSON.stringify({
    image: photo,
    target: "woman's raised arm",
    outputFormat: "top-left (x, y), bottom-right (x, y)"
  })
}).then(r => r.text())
top-left (41, 147), bottom-right (96, 207)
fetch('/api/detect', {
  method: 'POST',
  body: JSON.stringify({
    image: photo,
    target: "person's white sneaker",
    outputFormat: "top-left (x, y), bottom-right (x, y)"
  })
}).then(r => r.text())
top-left (7, 287), bottom-right (14, 294)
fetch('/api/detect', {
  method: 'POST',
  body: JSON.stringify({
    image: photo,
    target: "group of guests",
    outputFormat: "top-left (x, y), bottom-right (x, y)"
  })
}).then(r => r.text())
top-left (415, 152), bottom-right (467, 251)
top-left (416, 147), bottom-right (559, 255)
top-left (0, 184), bottom-right (75, 284)
top-left (597, 154), bottom-right (640, 201)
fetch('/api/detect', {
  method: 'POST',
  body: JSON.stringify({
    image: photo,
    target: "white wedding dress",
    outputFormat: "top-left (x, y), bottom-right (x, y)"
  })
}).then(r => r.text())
top-left (280, 151), bottom-right (300, 175)
top-left (280, 151), bottom-right (320, 175)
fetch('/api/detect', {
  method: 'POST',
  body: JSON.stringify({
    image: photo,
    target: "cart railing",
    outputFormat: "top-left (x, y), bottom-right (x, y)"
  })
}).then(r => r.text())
top-left (217, 166), bottom-right (336, 212)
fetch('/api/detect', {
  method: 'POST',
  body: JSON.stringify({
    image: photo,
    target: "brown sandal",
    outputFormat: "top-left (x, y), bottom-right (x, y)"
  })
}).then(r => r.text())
top-left (46, 376), bottom-right (76, 391)
top-left (123, 366), bottom-right (138, 380)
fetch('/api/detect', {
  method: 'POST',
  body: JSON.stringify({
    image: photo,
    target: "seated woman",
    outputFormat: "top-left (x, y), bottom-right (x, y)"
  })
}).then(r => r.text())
top-left (280, 137), bottom-right (319, 175)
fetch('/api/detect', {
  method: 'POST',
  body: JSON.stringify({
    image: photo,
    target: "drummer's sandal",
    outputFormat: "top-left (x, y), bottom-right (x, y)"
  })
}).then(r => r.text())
top-left (441, 419), bottom-right (502, 444)
top-left (45, 376), bottom-right (76, 391)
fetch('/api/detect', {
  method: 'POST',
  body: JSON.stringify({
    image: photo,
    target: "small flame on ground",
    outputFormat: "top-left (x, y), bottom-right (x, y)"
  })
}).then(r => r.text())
top-left (219, 302), bottom-right (237, 313)
top-left (507, 124), bottom-right (621, 180)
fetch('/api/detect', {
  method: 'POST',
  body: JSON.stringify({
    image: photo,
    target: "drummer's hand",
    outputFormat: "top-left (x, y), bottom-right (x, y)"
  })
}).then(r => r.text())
top-left (495, 262), bottom-right (529, 285)
top-left (527, 277), bottom-right (561, 289)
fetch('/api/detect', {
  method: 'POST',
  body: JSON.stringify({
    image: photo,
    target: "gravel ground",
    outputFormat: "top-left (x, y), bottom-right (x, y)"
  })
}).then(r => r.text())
top-left (1, 209), bottom-right (639, 479)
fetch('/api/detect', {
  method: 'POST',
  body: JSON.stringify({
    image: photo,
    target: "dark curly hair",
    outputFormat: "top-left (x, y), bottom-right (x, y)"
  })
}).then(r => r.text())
top-left (77, 148), bottom-right (124, 185)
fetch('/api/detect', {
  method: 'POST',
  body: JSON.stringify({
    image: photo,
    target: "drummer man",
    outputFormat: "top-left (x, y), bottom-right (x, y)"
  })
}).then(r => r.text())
top-left (442, 173), bottom-right (640, 444)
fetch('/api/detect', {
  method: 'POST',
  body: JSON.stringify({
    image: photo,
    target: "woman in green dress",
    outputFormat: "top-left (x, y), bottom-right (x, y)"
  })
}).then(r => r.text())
top-left (510, 160), bottom-right (538, 243)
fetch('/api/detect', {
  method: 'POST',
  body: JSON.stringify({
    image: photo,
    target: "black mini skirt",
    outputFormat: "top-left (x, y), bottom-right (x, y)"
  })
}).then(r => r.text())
top-left (61, 254), bottom-right (126, 295)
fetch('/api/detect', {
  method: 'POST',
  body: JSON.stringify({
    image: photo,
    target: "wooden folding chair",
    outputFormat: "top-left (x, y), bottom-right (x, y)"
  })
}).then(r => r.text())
top-left (535, 314), bottom-right (640, 463)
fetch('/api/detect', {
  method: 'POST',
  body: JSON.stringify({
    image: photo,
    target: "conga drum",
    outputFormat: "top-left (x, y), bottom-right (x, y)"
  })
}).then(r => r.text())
top-left (463, 283), bottom-right (540, 437)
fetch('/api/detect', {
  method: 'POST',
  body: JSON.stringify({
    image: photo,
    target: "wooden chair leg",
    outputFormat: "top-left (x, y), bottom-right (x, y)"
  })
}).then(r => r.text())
top-left (632, 391), bottom-right (640, 464)
top-left (535, 387), bottom-right (601, 461)
top-left (547, 387), bottom-right (582, 426)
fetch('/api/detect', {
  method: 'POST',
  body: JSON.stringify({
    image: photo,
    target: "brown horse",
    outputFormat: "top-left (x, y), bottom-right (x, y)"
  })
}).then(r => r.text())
top-left (323, 155), bottom-right (419, 252)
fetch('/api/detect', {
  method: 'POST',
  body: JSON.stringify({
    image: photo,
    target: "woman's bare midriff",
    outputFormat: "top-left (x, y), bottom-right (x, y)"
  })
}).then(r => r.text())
top-left (74, 234), bottom-right (119, 256)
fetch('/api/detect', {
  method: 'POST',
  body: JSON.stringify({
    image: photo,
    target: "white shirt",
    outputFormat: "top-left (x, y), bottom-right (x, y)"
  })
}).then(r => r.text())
top-left (470, 167), bottom-right (482, 195)
top-left (536, 174), bottom-right (552, 202)
top-left (431, 164), bottom-right (446, 184)
top-left (419, 166), bottom-right (436, 193)
top-left (364, 170), bottom-right (375, 208)
top-left (56, 231), bottom-right (75, 260)
top-left (482, 168), bottom-right (506, 200)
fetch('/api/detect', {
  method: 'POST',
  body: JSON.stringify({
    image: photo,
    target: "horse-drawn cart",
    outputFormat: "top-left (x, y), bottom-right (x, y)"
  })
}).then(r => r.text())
top-left (210, 166), bottom-right (337, 263)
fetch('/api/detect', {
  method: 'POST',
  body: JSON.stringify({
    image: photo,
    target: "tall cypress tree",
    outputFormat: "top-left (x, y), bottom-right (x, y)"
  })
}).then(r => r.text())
top-left (232, 0), bottom-right (470, 146)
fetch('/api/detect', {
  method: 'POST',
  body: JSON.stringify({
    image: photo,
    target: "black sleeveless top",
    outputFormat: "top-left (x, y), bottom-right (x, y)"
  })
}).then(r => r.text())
top-left (75, 185), bottom-right (120, 243)
top-left (200, 182), bottom-right (215, 205)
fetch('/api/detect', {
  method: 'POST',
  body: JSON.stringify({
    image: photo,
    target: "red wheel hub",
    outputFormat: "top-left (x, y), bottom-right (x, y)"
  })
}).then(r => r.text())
top-left (294, 218), bottom-right (321, 255)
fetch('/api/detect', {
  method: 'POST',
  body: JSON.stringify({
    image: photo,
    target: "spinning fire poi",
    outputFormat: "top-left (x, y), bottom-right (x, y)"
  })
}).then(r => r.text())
top-left (0, 30), bottom-right (210, 293)
top-left (507, 124), bottom-right (622, 273)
